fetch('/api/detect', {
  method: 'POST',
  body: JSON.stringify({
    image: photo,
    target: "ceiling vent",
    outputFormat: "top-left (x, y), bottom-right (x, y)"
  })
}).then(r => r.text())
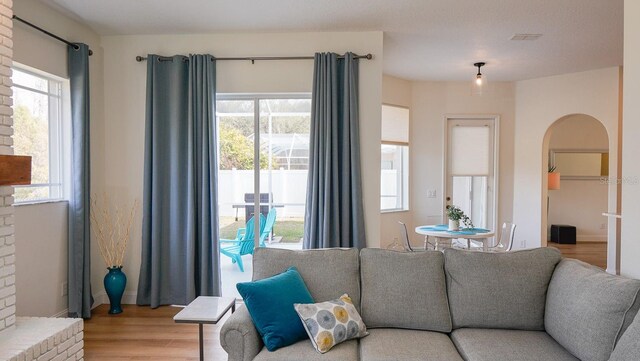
top-left (510, 33), bottom-right (542, 41)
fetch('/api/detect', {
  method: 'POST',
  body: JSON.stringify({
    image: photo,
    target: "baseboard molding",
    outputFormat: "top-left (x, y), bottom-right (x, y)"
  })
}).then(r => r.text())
top-left (576, 235), bottom-right (607, 243)
top-left (52, 309), bottom-right (69, 318)
top-left (92, 291), bottom-right (138, 308)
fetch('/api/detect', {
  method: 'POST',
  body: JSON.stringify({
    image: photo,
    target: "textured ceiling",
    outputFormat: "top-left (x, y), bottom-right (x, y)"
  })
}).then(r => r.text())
top-left (39, 0), bottom-right (623, 81)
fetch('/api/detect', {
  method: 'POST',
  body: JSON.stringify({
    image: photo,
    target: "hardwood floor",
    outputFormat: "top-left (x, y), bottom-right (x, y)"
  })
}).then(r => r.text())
top-left (84, 304), bottom-right (229, 360)
top-left (549, 241), bottom-right (607, 269)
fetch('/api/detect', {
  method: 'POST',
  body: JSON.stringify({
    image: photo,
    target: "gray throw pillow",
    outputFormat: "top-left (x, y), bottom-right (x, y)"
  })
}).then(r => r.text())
top-left (444, 247), bottom-right (561, 330)
top-left (545, 259), bottom-right (640, 361)
top-left (360, 248), bottom-right (452, 332)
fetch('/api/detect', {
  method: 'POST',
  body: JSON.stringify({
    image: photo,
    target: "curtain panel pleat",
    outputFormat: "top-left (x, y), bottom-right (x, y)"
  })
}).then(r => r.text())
top-left (137, 54), bottom-right (221, 308)
top-left (303, 52), bottom-right (366, 249)
top-left (67, 43), bottom-right (93, 318)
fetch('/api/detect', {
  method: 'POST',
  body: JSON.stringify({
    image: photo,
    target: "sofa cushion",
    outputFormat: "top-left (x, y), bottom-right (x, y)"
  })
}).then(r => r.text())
top-left (609, 312), bottom-right (640, 361)
top-left (360, 248), bottom-right (452, 332)
top-left (359, 328), bottom-right (464, 361)
top-left (253, 339), bottom-right (358, 361)
top-left (236, 267), bottom-right (314, 351)
top-left (252, 248), bottom-right (361, 309)
top-left (545, 259), bottom-right (640, 361)
top-left (444, 247), bottom-right (561, 330)
top-left (450, 328), bottom-right (578, 361)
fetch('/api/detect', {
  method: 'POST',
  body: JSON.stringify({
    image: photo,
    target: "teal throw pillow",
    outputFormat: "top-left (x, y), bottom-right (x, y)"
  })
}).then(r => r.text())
top-left (236, 267), bottom-right (314, 351)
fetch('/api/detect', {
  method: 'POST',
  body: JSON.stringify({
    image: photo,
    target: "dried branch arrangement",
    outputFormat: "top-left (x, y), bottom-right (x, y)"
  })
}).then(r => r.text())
top-left (90, 194), bottom-right (138, 269)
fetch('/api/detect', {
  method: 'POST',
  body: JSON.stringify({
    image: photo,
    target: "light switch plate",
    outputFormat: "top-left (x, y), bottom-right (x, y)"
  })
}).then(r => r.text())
top-left (427, 190), bottom-right (437, 198)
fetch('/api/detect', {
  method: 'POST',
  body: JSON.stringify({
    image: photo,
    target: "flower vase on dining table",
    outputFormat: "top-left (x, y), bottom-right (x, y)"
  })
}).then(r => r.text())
top-left (448, 219), bottom-right (460, 231)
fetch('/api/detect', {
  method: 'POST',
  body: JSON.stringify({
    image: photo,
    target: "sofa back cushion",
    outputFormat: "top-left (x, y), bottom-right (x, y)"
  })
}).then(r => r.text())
top-left (545, 259), bottom-right (640, 361)
top-left (360, 248), bottom-right (452, 332)
top-left (444, 247), bottom-right (561, 330)
top-left (252, 248), bottom-right (361, 309)
top-left (609, 312), bottom-right (640, 361)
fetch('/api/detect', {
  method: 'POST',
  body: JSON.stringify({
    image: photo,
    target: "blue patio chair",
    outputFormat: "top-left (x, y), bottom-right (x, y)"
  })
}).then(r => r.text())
top-left (259, 208), bottom-right (277, 247)
top-left (220, 214), bottom-right (265, 272)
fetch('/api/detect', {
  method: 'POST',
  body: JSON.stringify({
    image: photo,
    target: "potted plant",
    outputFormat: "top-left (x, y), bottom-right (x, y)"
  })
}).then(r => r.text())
top-left (446, 205), bottom-right (473, 231)
top-left (90, 194), bottom-right (138, 314)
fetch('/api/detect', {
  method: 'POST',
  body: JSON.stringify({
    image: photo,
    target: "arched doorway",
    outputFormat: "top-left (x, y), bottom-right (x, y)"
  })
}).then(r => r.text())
top-left (542, 114), bottom-right (612, 270)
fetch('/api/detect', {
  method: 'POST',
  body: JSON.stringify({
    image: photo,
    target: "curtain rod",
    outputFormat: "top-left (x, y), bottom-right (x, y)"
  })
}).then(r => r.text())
top-left (12, 15), bottom-right (93, 56)
top-left (135, 54), bottom-right (373, 63)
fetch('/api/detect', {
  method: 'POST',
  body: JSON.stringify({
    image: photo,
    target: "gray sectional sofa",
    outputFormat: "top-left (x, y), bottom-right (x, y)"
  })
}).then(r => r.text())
top-left (220, 247), bottom-right (640, 361)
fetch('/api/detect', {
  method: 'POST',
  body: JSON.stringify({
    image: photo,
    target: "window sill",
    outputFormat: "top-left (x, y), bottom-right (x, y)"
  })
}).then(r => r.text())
top-left (13, 199), bottom-right (69, 207)
top-left (381, 209), bottom-right (410, 214)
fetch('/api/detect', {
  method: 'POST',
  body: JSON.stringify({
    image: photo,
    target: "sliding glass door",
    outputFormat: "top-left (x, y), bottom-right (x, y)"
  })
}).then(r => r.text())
top-left (217, 95), bottom-right (311, 297)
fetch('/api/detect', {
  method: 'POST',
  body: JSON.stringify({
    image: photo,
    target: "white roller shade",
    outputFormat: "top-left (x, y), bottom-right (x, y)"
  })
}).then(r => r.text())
top-left (381, 105), bottom-right (409, 144)
top-left (450, 125), bottom-right (490, 176)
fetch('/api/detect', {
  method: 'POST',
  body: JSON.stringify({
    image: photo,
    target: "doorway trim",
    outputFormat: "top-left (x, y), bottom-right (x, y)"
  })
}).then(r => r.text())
top-left (443, 114), bottom-right (500, 232)
top-left (541, 113), bottom-right (617, 274)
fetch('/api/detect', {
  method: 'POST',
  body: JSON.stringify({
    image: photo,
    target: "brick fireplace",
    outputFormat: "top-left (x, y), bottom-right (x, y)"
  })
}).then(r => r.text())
top-left (0, 1), bottom-right (85, 360)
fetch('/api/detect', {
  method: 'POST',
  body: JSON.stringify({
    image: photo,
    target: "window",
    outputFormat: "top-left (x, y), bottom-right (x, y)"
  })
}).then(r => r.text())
top-left (381, 104), bottom-right (410, 212)
top-left (11, 66), bottom-right (69, 203)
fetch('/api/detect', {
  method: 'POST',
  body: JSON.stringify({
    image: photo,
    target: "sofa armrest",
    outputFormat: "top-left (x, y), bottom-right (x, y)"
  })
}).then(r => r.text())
top-left (220, 305), bottom-right (263, 361)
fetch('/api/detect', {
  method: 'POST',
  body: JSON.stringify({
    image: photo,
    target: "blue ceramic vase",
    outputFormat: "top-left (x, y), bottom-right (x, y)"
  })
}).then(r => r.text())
top-left (104, 266), bottom-right (126, 314)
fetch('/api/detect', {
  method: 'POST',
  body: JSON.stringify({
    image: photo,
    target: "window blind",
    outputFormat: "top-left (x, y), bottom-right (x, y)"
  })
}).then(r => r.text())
top-left (381, 105), bottom-right (409, 144)
top-left (450, 125), bottom-right (490, 176)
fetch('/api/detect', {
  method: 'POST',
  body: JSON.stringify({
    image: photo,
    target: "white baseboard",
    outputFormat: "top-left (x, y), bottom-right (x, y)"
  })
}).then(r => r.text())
top-left (52, 309), bottom-right (69, 318)
top-left (92, 291), bottom-right (138, 309)
top-left (576, 235), bottom-right (607, 243)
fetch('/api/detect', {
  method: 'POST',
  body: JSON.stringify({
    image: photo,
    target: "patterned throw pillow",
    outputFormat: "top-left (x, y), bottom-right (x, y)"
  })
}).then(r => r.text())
top-left (294, 294), bottom-right (368, 353)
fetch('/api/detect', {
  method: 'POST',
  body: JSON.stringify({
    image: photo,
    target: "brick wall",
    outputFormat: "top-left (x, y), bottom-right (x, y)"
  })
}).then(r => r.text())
top-left (0, 0), bottom-right (14, 334)
top-left (0, 2), bottom-right (85, 359)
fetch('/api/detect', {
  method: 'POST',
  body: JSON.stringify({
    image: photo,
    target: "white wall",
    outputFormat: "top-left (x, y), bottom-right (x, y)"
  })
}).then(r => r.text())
top-left (380, 75), bottom-right (413, 248)
top-left (548, 115), bottom-right (609, 242)
top-left (12, 0), bottom-right (104, 316)
top-left (14, 203), bottom-right (68, 317)
top-left (513, 67), bottom-right (620, 270)
top-left (99, 32), bottom-right (383, 300)
top-left (621, 0), bottom-right (640, 278)
top-left (409, 81), bottom-right (516, 238)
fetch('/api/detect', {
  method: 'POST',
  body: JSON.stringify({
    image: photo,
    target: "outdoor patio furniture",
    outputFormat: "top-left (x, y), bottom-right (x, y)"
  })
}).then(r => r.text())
top-left (259, 208), bottom-right (277, 247)
top-left (243, 193), bottom-right (273, 223)
top-left (220, 214), bottom-right (266, 272)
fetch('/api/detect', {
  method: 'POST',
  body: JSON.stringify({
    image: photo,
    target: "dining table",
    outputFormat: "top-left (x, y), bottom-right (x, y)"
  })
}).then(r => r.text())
top-left (415, 224), bottom-right (495, 251)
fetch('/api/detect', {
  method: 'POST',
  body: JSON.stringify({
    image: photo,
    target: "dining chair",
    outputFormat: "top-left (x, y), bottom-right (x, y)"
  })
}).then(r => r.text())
top-left (486, 222), bottom-right (516, 252)
top-left (399, 222), bottom-right (436, 251)
top-left (398, 221), bottom-right (415, 252)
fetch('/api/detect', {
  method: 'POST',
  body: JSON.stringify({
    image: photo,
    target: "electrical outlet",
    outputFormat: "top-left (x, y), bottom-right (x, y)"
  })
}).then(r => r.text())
top-left (520, 239), bottom-right (527, 248)
top-left (427, 190), bottom-right (437, 198)
top-left (600, 223), bottom-right (607, 230)
top-left (62, 282), bottom-right (68, 297)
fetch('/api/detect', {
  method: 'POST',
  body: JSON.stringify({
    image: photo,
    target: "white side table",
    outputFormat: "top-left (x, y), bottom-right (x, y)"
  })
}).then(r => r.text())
top-left (174, 296), bottom-right (236, 361)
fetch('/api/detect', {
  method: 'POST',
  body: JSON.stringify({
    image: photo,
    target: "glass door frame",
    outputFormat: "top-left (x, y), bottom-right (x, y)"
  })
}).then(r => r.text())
top-left (216, 93), bottom-right (312, 247)
top-left (442, 114), bottom-right (500, 232)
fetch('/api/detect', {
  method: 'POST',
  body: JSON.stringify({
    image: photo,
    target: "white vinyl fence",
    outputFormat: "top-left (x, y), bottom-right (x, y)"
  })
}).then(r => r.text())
top-left (218, 169), bottom-right (308, 218)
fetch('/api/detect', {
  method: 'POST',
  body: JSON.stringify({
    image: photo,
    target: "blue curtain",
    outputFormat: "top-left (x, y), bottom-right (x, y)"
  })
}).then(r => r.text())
top-left (137, 54), bottom-right (221, 308)
top-left (303, 52), bottom-right (366, 249)
top-left (68, 43), bottom-right (93, 318)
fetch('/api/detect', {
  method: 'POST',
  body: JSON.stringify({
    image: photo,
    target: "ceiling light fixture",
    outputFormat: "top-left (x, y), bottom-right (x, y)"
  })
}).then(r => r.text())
top-left (472, 62), bottom-right (487, 96)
